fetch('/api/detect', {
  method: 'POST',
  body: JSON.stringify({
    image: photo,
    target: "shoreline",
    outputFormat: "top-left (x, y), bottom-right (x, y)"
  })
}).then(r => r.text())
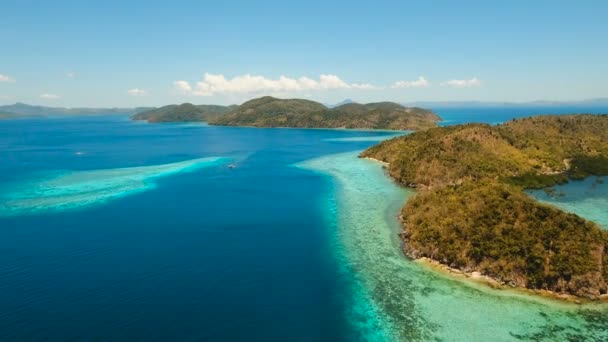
top-left (299, 151), bottom-right (608, 340)
top-left (414, 256), bottom-right (608, 304)
top-left (362, 155), bottom-right (608, 303)
top-left (361, 156), bottom-right (389, 166)
top-left (135, 118), bottom-right (420, 133)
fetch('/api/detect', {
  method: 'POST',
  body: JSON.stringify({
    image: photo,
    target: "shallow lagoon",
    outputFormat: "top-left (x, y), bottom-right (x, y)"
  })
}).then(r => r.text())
top-left (0, 157), bottom-right (227, 216)
top-left (529, 177), bottom-right (608, 229)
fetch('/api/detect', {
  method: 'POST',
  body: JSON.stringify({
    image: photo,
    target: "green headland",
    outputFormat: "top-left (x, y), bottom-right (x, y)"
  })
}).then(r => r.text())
top-left (361, 114), bottom-right (608, 299)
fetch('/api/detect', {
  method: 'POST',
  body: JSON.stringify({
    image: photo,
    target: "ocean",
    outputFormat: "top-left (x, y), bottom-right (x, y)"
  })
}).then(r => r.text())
top-left (0, 106), bottom-right (607, 341)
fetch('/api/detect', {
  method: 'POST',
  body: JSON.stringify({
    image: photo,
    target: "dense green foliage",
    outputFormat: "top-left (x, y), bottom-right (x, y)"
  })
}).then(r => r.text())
top-left (210, 96), bottom-right (441, 130)
top-left (402, 181), bottom-right (607, 298)
top-left (362, 115), bottom-right (608, 188)
top-left (362, 114), bottom-right (608, 298)
top-left (132, 103), bottom-right (236, 122)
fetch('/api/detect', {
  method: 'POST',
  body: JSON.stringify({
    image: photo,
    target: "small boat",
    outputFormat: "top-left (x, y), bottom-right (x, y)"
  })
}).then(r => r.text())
top-left (228, 164), bottom-right (236, 169)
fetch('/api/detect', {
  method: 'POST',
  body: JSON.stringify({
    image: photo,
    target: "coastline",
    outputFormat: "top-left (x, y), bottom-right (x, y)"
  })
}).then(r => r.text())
top-left (298, 151), bottom-right (608, 340)
top-left (361, 156), bottom-right (389, 166)
top-left (362, 155), bottom-right (608, 303)
top-left (414, 257), bottom-right (608, 304)
top-left (135, 118), bottom-right (419, 133)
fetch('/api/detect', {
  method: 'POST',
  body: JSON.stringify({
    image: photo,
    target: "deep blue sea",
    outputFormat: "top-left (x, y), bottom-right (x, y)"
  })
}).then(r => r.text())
top-left (0, 116), bottom-right (403, 341)
top-left (1, 106), bottom-right (607, 341)
top-left (435, 105), bottom-right (608, 125)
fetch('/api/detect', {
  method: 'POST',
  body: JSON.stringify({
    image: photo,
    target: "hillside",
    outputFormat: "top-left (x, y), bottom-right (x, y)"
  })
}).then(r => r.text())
top-left (363, 115), bottom-right (608, 189)
top-left (362, 114), bottom-right (608, 299)
top-left (209, 96), bottom-right (441, 130)
top-left (132, 103), bottom-right (236, 123)
top-left (209, 96), bottom-right (326, 127)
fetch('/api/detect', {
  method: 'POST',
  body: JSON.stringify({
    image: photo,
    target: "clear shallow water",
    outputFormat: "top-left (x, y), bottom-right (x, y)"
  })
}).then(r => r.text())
top-left (298, 152), bottom-right (608, 341)
top-left (1, 109), bottom-right (607, 341)
top-left (0, 157), bottom-right (227, 216)
top-left (529, 177), bottom-right (608, 229)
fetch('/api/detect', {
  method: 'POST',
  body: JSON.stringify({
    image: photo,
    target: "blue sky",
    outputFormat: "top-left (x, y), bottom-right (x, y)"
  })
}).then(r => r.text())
top-left (1, 0), bottom-right (607, 107)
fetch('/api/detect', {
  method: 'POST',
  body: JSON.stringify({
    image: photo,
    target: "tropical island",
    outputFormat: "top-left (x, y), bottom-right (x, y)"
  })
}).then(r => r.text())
top-left (361, 114), bottom-right (608, 299)
top-left (132, 96), bottom-right (442, 130)
top-left (132, 103), bottom-right (237, 123)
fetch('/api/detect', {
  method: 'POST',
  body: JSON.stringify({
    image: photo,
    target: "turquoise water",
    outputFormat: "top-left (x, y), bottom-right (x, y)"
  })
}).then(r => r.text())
top-left (299, 152), bottom-right (608, 341)
top-left (323, 133), bottom-right (406, 142)
top-left (1, 110), bottom-right (607, 340)
top-left (0, 157), bottom-right (227, 216)
top-left (0, 116), bottom-right (404, 341)
top-left (529, 177), bottom-right (608, 229)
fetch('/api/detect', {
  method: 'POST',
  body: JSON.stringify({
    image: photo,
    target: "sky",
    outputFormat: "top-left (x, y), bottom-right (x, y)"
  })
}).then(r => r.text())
top-left (1, 0), bottom-right (607, 107)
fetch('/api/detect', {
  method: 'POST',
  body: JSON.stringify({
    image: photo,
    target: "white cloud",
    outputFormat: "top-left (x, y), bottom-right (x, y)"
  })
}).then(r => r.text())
top-left (440, 77), bottom-right (481, 88)
top-left (40, 93), bottom-right (60, 99)
top-left (352, 83), bottom-right (376, 89)
top-left (173, 80), bottom-right (193, 92)
top-left (174, 73), bottom-right (375, 96)
top-left (391, 76), bottom-right (430, 88)
top-left (67, 72), bottom-right (76, 78)
top-left (127, 88), bottom-right (148, 96)
top-left (0, 74), bottom-right (15, 82)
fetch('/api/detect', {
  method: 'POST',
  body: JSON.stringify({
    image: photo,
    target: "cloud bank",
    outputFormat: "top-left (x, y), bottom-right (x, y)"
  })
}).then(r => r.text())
top-left (174, 73), bottom-right (484, 96)
top-left (40, 93), bottom-right (59, 99)
top-left (0, 74), bottom-right (15, 82)
top-left (440, 77), bottom-right (481, 88)
top-left (174, 73), bottom-right (374, 96)
top-left (391, 76), bottom-right (430, 88)
top-left (127, 88), bottom-right (148, 96)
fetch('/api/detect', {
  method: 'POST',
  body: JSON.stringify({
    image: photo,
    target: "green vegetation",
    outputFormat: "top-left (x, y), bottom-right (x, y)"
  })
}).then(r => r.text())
top-left (130, 96), bottom-right (440, 129)
top-left (402, 181), bottom-right (607, 298)
top-left (363, 115), bottom-right (608, 189)
top-left (210, 96), bottom-right (441, 130)
top-left (210, 96), bottom-right (325, 126)
top-left (132, 103), bottom-right (236, 123)
top-left (362, 114), bottom-right (608, 298)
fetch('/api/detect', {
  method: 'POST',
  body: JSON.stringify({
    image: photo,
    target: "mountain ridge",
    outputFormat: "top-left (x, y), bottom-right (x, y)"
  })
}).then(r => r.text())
top-left (209, 96), bottom-right (441, 130)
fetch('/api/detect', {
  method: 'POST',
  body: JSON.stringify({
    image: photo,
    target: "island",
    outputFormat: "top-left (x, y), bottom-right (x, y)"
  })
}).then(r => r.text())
top-left (132, 103), bottom-right (236, 123)
top-left (0, 103), bottom-right (151, 117)
top-left (361, 114), bottom-right (608, 299)
top-left (132, 96), bottom-right (442, 130)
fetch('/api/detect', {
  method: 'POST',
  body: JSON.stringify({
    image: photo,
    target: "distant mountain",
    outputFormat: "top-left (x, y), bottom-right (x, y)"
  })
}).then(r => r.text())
top-left (328, 98), bottom-right (356, 108)
top-left (0, 111), bottom-right (18, 119)
top-left (210, 96), bottom-right (441, 130)
top-left (404, 98), bottom-right (608, 108)
top-left (0, 103), bottom-right (149, 117)
top-left (132, 103), bottom-right (237, 123)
